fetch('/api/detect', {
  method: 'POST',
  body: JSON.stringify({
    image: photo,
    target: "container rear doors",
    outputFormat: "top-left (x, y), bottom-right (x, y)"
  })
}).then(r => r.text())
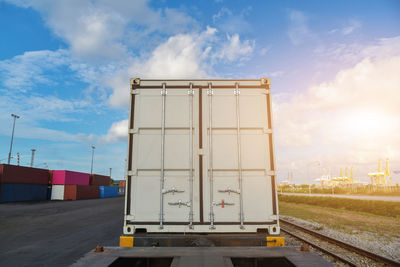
top-left (124, 79), bottom-right (279, 234)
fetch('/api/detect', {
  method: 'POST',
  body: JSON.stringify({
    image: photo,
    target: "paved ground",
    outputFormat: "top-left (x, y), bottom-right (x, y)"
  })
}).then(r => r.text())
top-left (280, 192), bottom-right (400, 202)
top-left (0, 197), bottom-right (124, 267)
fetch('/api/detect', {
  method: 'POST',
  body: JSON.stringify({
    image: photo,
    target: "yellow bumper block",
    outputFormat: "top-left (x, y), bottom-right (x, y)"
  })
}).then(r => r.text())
top-left (120, 236), bottom-right (134, 247)
top-left (266, 236), bottom-right (285, 247)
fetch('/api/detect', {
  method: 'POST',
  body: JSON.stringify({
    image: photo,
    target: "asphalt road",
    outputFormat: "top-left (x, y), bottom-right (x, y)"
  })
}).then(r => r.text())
top-left (280, 192), bottom-right (400, 202)
top-left (0, 197), bottom-right (124, 267)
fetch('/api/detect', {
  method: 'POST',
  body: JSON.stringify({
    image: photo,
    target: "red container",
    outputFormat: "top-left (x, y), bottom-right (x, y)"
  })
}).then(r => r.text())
top-left (64, 185), bottom-right (99, 200)
top-left (52, 170), bottom-right (90, 185)
top-left (119, 180), bottom-right (126, 188)
top-left (90, 174), bottom-right (111, 186)
top-left (0, 164), bottom-right (50, 184)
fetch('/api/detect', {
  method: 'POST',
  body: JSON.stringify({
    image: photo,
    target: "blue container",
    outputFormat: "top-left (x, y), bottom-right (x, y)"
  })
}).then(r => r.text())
top-left (99, 186), bottom-right (119, 198)
top-left (0, 183), bottom-right (48, 203)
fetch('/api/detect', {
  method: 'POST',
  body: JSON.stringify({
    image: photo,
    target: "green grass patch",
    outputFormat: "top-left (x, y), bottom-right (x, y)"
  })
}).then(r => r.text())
top-left (278, 194), bottom-right (400, 218)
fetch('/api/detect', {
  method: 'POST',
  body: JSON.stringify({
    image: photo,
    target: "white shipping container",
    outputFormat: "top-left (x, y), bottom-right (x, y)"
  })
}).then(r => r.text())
top-left (124, 79), bottom-right (280, 234)
top-left (51, 185), bottom-right (65, 200)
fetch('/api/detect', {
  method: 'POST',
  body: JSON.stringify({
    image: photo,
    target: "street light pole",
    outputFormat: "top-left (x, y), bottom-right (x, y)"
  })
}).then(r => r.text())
top-left (8, 114), bottom-right (20, 164)
top-left (109, 167), bottom-right (112, 178)
top-left (90, 146), bottom-right (96, 174)
top-left (30, 149), bottom-right (36, 167)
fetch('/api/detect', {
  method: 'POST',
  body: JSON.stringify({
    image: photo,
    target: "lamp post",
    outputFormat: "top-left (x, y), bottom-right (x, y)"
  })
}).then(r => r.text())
top-left (30, 149), bottom-right (36, 167)
top-left (90, 146), bottom-right (96, 174)
top-left (8, 114), bottom-right (20, 164)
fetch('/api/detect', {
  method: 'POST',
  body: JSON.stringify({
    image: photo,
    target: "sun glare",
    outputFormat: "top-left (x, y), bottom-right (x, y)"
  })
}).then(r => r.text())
top-left (344, 110), bottom-right (387, 137)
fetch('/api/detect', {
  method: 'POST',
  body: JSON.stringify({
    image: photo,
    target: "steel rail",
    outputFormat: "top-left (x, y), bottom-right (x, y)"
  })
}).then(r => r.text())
top-left (280, 218), bottom-right (400, 266)
top-left (280, 226), bottom-right (356, 266)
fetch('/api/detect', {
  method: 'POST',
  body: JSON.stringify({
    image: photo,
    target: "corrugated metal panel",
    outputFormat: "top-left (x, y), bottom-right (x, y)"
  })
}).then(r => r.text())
top-left (0, 164), bottom-right (49, 184)
top-left (64, 185), bottom-right (99, 200)
top-left (0, 183), bottom-right (48, 203)
top-left (99, 186), bottom-right (119, 198)
top-left (51, 185), bottom-right (65, 200)
top-left (52, 170), bottom-right (90, 185)
top-left (90, 174), bottom-right (111, 186)
top-left (124, 79), bottom-right (279, 234)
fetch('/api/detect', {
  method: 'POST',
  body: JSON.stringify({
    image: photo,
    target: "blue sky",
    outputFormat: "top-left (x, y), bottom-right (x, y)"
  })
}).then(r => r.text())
top-left (0, 0), bottom-right (399, 183)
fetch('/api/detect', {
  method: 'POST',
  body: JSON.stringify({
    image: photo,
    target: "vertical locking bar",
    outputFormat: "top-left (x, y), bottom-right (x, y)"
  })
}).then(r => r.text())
top-left (208, 83), bottom-right (215, 229)
top-left (235, 83), bottom-right (245, 229)
top-left (159, 83), bottom-right (166, 229)
top-left (188, 83), bottom-right (194, 229)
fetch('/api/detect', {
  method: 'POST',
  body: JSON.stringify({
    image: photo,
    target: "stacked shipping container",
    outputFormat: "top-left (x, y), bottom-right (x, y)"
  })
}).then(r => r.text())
top-left (50, 172), bottom-right (119, 200)
top-left (0, 164), bottom-right (50, 203)
top-left (92, 174), bottom-right (119, 198)
top-left (0, 164), bottom-right (122, 203)
top-left (51, 171), bottom-right (98, 200)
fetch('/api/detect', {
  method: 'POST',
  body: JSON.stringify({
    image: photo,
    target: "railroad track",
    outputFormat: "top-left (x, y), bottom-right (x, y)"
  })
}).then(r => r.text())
top-left (279, 218), bottom-right (400, 267)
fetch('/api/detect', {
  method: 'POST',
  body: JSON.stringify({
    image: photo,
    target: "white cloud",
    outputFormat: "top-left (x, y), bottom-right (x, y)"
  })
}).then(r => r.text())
top-left (274, 36), bottom-right (400, 182)
top-left (259, 46), bottom-right (270, 56)
top-left (328, 19), bottom-right (362, 36)
top-left (215, 34), bottom-right (255, 62)
top-left (100, 119), bottom-right (128, 143)
top-left (212, 7), bottom-right (252, 34)
top-left (269, 71), bottom-right (284, 77)
top-left (0, 49), bottom-right (70, 91)
top-left (108, 27), bottom-right (254, 107)
top-left (341, 19), bottom-right (362, 35)
top-left (287, 10), bottom-right (313, 45)
top-left (6, 0), bottom-right (197, 62)
top-left (0, 92), bottom-right (93, 142)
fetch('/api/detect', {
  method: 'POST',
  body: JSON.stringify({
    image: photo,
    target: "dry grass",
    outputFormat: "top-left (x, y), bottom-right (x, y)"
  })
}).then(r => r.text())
top-left (279, 201), bottom-right (400, 239)
top-left (279, 194), bottom-right (400, 217)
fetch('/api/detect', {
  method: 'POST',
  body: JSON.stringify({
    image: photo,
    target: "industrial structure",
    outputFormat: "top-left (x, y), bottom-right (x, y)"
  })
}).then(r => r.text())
top-left (368, 158), bottom-right (392, 185)
top-left (281, 158), bottom-right (396, 189)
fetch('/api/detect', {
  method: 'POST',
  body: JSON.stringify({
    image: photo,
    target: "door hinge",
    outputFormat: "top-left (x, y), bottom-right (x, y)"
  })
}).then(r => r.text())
top-left (266, 170), bottom-right (276, 176)
top-left (127, 170), bottom-right (137, 176)
top-left (129, 128), bottom-right (138, 134)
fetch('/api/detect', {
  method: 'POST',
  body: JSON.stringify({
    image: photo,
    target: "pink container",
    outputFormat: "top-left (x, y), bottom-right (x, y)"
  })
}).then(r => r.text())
top-left (52, 170), bottom-right (90, 185)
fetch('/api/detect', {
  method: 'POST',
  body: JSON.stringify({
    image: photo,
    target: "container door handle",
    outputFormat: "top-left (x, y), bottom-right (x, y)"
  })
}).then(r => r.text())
top-left (168, 200), bottom-right (191, 208)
